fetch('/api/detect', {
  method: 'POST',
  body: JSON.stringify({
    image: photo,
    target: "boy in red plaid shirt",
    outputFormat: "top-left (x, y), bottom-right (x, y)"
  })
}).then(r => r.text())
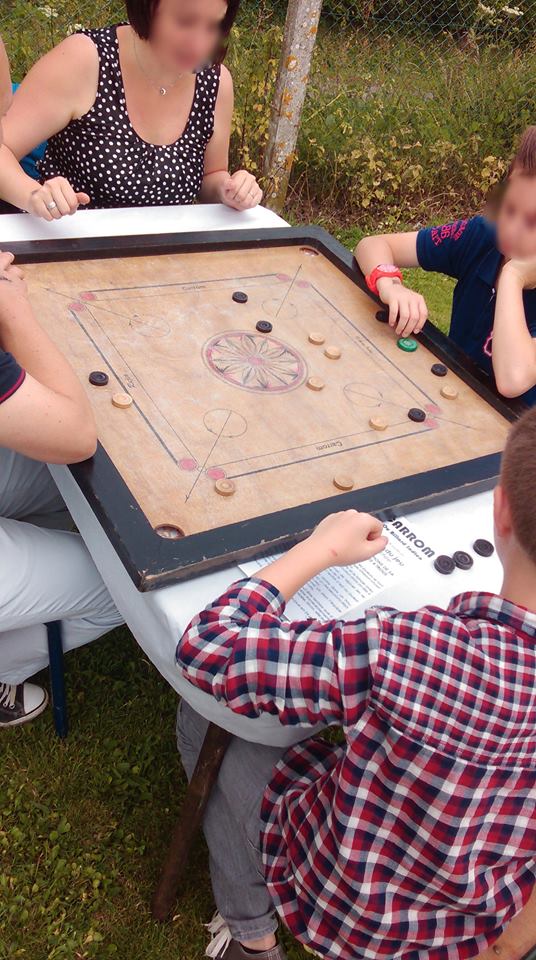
top-left (176, 408), bottom-right (536, 960)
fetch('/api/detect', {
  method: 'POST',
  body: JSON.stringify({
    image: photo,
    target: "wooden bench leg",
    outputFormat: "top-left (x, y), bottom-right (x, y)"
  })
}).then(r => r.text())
top-left (151, 721), bottom-right (233, 922)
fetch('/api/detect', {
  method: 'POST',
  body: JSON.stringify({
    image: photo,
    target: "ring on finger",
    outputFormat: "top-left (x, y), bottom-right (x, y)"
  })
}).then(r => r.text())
top-left (46, 200), bottom-right (58, 211)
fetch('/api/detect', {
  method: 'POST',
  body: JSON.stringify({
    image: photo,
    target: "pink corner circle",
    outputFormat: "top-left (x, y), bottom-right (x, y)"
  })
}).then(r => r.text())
top-left (206, 467), bottom-right (226, 481)
top-left (80, 291), bottom-right (96, 301)
top-left (179, 458), bottom-right (198, 472)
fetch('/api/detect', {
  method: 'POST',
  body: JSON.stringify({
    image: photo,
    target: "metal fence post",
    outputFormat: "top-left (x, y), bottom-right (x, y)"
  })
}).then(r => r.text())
top-left (263, 0), bottom-right (323, 214)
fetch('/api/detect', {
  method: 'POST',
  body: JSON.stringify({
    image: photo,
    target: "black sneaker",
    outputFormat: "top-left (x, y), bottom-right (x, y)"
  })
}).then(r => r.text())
top-left (205, 913), bottom-right (287, 960)
top-left (0, 682), bottom-right (49, 727)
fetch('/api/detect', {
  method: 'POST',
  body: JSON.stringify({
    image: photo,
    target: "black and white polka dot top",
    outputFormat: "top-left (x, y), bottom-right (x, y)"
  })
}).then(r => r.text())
top-left (38, 25), bottom-right (221, 208)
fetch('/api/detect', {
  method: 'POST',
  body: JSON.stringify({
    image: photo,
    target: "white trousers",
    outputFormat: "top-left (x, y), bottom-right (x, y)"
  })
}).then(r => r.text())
top-left (0, 449), bottom-right (124, 685)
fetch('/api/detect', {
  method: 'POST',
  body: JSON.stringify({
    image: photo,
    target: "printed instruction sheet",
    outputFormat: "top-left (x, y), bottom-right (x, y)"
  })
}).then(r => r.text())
top-left (239, 517), bottom-right (438, 620)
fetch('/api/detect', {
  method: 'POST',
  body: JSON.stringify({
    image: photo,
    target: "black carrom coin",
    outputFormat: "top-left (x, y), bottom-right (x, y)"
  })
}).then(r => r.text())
top-left (256, 320), bottom-right (273, 334)
top-left (431, 363), bottom-right (448, 377)
top-left (89, 371), bottom-right (109, 386)
top-left (408, 408), bottom-right (426, 423)
top-left (232, 291), bottom-right (248, 304)
top-left (453, 550), bottom-right (473, 570)
top-left (473, 538), bottom-right (495, 557)
top-left (375, 310), bottom-right (388, 323)
top-left (434, 555), bottom-right (456, 575)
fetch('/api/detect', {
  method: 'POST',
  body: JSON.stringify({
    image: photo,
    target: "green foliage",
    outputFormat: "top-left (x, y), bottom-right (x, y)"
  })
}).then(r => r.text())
top-left (1, 0), bottom-right (124, 79)
top-left (246, 0), bottom-right (532, 43)
top-left (226, 3), bottom-right (283, 174)
top-left (290, 31), bottom-right (529, 228)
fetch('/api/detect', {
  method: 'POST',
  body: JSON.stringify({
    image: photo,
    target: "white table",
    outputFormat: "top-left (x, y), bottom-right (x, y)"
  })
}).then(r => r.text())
top-left (0, 204), bottom-right (504, 746)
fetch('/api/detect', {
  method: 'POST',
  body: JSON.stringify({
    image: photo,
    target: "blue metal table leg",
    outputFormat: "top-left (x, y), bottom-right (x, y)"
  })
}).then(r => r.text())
top-left (46, 621), bottom-right (68, 738)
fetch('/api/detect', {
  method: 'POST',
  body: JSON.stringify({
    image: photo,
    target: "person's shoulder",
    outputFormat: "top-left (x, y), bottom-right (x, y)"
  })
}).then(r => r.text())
top-left (430, 215), bottom-right (486, 245)
top-left (369, 599), bottom-right (475, 653)
top-left (42, 30), bottom-right (99, 74)
top-left (218, 63), bottom-right (233, 88)
top-left (465, 213), bottom-right (497, 248)
top-left (211, 63), bottom-right (232, 111)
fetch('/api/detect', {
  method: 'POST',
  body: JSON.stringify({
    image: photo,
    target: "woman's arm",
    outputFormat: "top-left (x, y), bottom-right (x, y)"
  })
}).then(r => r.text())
top-left (355, 231), bottom-right (428, 335)
top-left (0, 254), bottom-right (97, 462)
top-left (200, 66), bottom-right (262, 210)
top-left (0, 34), bottom-right (96, 216)
top-left (492, 261), bottom-right (536, 398)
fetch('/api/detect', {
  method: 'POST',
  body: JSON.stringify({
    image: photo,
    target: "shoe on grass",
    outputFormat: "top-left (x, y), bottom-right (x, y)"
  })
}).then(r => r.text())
top-left (0, 682), bottom-right (49, 727)
top-left (205, 912), bottom-right (287, 960)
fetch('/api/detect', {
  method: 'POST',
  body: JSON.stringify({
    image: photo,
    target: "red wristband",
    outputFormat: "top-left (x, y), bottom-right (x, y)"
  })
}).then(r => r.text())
top-left (365, 264), bottom-right (403, 297)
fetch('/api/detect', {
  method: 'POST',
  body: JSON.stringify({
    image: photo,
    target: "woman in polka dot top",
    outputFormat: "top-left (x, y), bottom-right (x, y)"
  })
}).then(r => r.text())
top-left (0, 0), bottom-right (263, 218)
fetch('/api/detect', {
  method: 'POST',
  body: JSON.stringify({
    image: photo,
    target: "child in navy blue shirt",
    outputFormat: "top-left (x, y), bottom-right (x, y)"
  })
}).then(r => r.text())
top-left (356, 126), bottom-right (536, 406)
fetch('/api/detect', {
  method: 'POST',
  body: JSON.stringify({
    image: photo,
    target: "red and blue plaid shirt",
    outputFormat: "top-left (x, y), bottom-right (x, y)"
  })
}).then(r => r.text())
top-left (176, 578), bottom-right (536, 960)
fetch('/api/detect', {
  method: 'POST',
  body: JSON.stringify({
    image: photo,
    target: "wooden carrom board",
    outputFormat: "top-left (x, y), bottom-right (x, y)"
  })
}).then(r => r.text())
top-left (13, 227), bottom-right (524, 590)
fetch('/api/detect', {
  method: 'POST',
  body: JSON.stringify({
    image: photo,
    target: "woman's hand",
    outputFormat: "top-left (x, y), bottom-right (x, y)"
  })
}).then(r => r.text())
top-left (26, 176), bottom-right (90, 221)
top-left (219, 170), bottom-right (263, 211)
top-left (377, 277), bottom-right (429, 337)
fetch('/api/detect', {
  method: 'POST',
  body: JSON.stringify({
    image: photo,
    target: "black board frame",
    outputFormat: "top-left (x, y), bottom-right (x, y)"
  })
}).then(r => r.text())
top-left (8, 225), bottom-right (526, 591)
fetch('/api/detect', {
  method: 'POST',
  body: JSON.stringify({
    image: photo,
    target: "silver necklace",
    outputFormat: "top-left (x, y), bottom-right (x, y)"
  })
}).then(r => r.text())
top-left (132, 34), bottom-right (183, 96)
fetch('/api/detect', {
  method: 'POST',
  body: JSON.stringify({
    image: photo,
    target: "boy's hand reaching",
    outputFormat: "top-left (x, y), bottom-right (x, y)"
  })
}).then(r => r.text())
top-left (377, 277), bottom-right (428, 337)
top-left (307, 510), bottom-right (388, 567)
top-left (259, 510), bottom-right (388, 602)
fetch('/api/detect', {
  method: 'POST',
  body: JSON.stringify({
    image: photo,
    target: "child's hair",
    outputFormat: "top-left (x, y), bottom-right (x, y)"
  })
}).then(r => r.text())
top-left (501, 407), bottom-right (536, 564)
top-left (509, 125), bottom-right (536, 178)
top-left (484, 126), bottom-right (536, 216)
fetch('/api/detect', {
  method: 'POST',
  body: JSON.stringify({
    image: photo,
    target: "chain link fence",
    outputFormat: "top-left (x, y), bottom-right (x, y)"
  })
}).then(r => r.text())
top-left (295, 0), bottom-right (536, 228)
top-left (1, 0), bottom-right (535, 228)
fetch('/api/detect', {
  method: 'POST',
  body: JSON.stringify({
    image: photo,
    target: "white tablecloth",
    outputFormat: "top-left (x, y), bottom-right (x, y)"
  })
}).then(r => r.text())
top-left (0, 204), bottom-right (503, 745)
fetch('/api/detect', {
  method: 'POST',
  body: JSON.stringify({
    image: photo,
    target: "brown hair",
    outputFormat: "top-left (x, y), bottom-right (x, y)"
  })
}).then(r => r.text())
top-left (484, 126), bottom-right (536, 216)
top-left (509, 125), bottom-right (536, 178)
top-left (125, 0), bottom-right (241, 61)
top-left (501, 407), bottom-right (536, 564)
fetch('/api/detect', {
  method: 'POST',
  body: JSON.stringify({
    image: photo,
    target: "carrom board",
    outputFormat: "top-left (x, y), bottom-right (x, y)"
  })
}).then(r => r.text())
top-left (12, 227), bottom-right (524, 590)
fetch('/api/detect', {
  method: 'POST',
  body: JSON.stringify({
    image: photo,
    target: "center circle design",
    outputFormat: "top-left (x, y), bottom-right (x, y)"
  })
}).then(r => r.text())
top-left (203, 331), bottom-right (307, 394)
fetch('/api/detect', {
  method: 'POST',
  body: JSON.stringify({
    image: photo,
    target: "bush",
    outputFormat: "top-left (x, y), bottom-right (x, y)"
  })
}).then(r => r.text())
top-left (319, 0), bottom-right (533, 44)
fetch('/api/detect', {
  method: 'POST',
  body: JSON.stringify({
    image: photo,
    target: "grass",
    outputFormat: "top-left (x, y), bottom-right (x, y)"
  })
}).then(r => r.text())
top-left (0, 630), bottom-right (313, 960)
